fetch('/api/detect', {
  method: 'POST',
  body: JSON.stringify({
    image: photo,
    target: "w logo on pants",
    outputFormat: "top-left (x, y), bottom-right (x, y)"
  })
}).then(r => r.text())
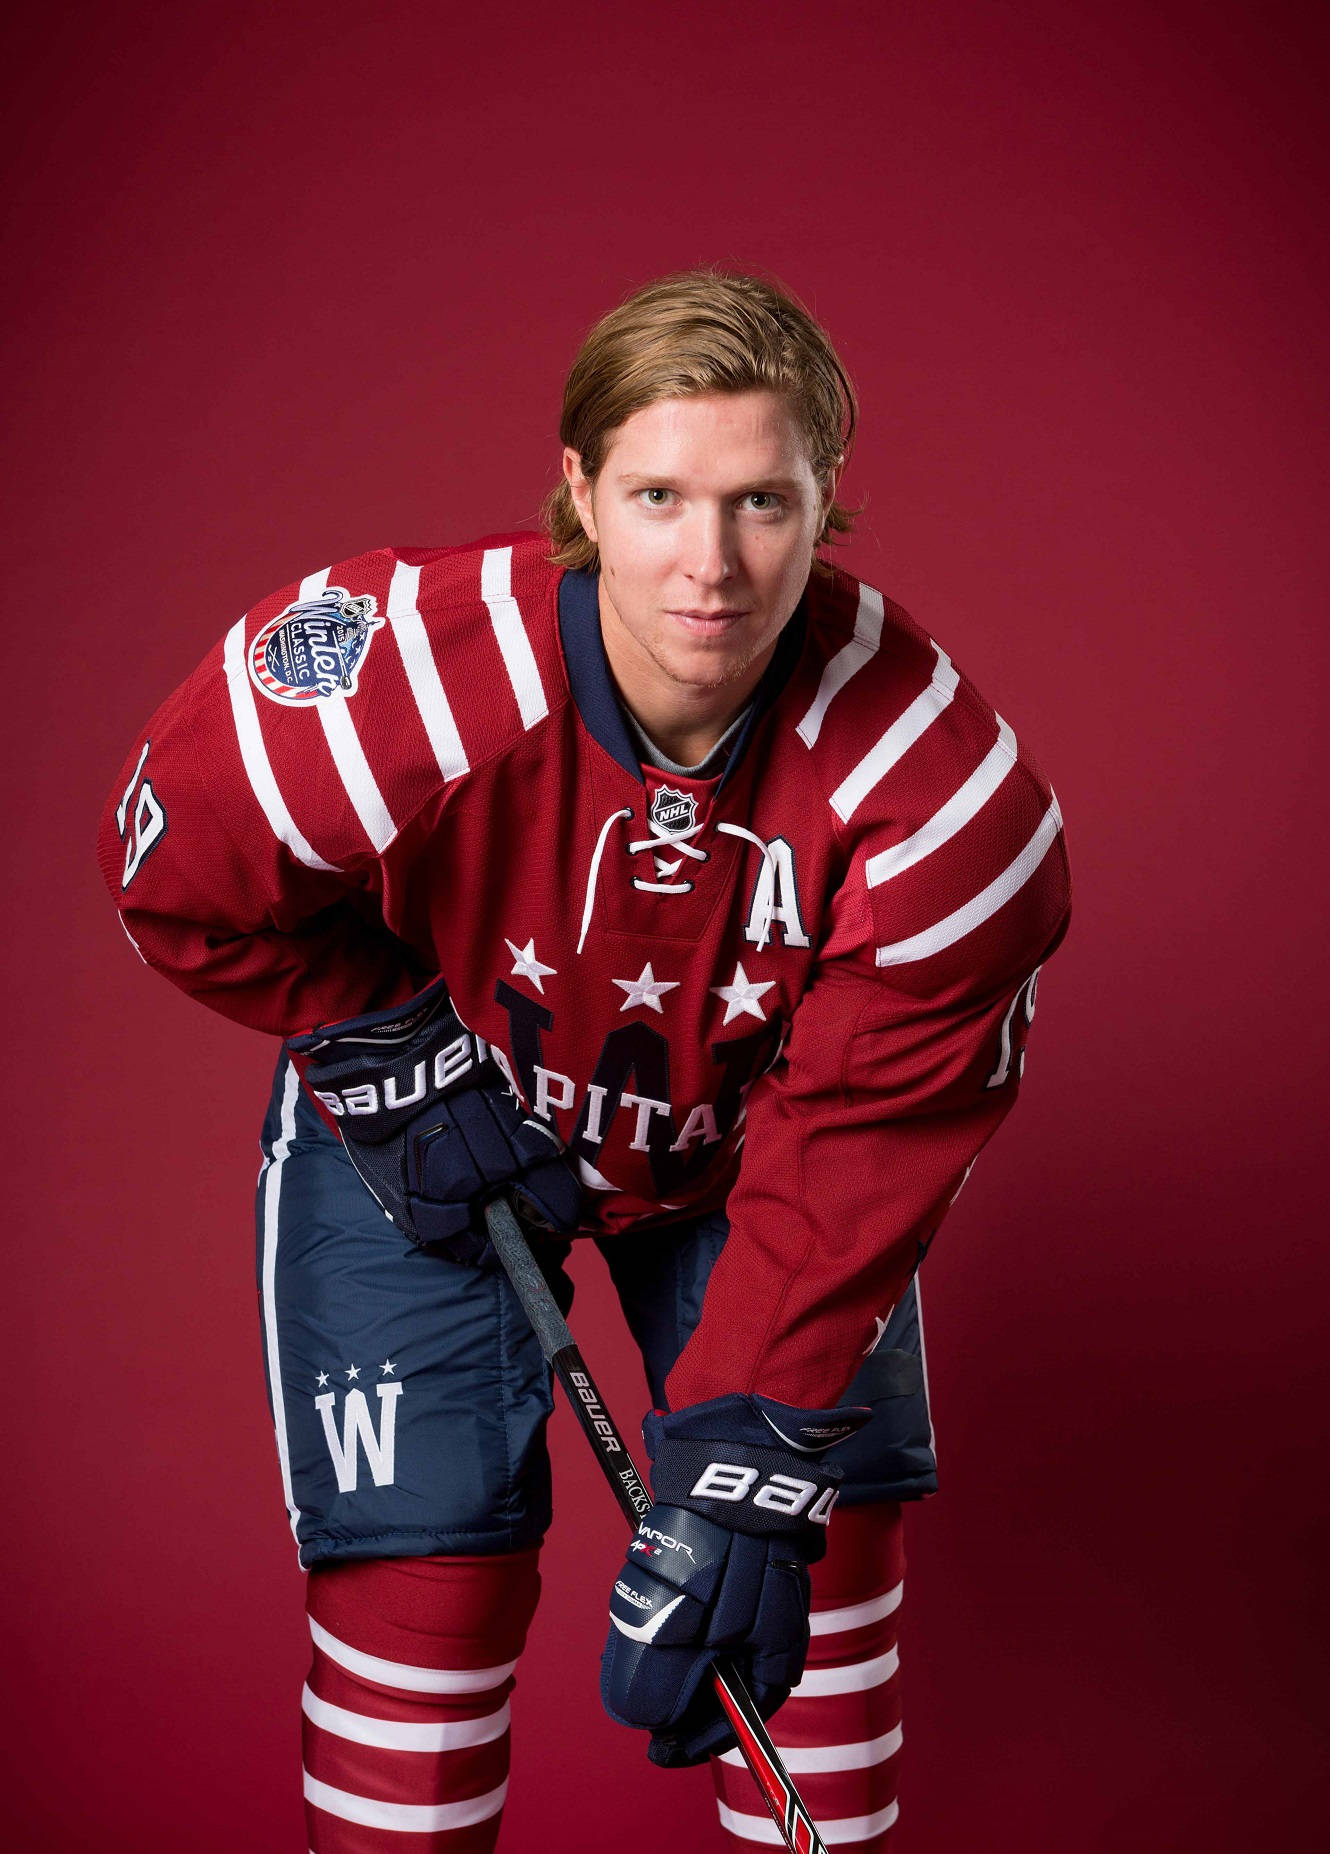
top-left (314, 1382), bottom-right (403, 1492)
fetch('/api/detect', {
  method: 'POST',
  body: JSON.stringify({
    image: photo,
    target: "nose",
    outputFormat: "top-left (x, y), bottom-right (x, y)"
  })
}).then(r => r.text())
top-left (680, 502), bottom-right (736, 585)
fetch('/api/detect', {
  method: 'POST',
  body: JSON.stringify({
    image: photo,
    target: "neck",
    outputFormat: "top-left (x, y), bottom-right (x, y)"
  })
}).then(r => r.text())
top-left (597, 587), bottom-right (776, 768)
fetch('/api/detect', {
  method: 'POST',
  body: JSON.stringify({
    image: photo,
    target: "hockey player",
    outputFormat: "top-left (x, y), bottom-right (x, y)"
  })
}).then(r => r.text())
top-left (99, 269), bottom-right (1070, 1851)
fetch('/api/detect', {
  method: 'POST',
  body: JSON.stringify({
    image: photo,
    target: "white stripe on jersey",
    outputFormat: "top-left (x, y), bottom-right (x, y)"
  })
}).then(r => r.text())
top-left (831, 642), bottom-right (960, 823)
top-left (222, 619), bottom-right (339, 872)
top-left (808, 1581), bottom-right (903, 1635)
top-left (308, 1617), bottom-right (518, 1694)
top-left (303, 1773), bottom-right (508, 1833)
top-left (790, 1647), bottom-right (900, 1697)
top-left (386, 561), bottom-right (470, 782)
top-left (482, 545), bottom-right (548, 729)
top-left (260, 1061), bottom-right (304, 1543)
top-left (716, 1799), bottom-right (900, 1844)
top-left (865, 717), bottom-right (1019, 888)
top-left (298, 569), bottom-right (398, 854)
top-left (875, 794), bottom-right (1064, 967)
top-left (319, 698), bottom-right (397, 850)
top-left (796, 582), bottom-right (885, 748)
top-left (719, 1724), bottom-right (902, 1772)
top-left (301, 1684), bottom-right (510, 1752)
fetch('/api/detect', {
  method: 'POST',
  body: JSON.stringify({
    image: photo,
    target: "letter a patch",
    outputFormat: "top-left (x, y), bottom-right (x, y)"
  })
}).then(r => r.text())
top-left (744, 835), bottom-right (809, 947)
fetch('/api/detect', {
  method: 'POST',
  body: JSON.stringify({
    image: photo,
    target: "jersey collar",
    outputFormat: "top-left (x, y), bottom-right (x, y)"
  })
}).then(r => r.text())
top-left (557, 567), bottom-right (807, 792)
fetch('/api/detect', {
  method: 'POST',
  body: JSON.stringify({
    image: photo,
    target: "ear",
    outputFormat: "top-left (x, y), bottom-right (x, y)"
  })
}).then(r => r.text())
top-left (563, 446), bottom-right (598, 545)
top-left (820, 455), bottom-right (843, 514)
top-left (813, 455), bottom-right (842, 547)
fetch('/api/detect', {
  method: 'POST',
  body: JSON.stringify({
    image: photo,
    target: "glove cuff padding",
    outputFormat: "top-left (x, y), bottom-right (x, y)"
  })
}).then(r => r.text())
top-left (284, 976), bottom-right (582, 1256)
top-left (646, 1392), bottom-right (871, 1555)
top-left (647, 1391), bottom-right (872, 1458)
top-left (287, 974), bottom-right (456, 1056)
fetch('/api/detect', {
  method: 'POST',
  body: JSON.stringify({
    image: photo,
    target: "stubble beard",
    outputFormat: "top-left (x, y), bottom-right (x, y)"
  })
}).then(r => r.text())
top-left (646, 617), bottom-right (782, 697)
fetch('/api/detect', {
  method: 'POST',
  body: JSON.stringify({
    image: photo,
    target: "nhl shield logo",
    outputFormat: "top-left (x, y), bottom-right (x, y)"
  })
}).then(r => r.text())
top-left (248, 587), bottom-right (383, 705)
top-left (649, 785), bottom-right (698, 833)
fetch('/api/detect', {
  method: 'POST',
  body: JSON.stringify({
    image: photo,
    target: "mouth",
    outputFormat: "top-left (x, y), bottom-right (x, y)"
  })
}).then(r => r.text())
top-left (667, 608), bottom-right (752, 636)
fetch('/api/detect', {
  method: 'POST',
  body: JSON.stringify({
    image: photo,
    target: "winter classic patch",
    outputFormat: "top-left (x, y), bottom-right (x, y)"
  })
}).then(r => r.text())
top-left (248, 588), bottom-right (382, 705)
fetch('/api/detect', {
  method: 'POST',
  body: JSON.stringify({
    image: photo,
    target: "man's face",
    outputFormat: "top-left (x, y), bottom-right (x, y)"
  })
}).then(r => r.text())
top-left (564, 390), bottom-right (832, 706)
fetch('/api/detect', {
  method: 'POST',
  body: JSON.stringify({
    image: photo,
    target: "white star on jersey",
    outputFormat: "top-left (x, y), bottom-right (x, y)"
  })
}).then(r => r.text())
top-left (505, 937), bottom-right (557, 993)
top-left (711, 961), bottom-right (776, 1025)
top-left (612, 961), bottom-right (680, 1014)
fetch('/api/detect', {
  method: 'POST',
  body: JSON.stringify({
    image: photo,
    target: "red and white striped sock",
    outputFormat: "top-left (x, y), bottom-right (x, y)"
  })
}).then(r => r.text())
top-left (302, 1549), bottom-right (542, 1854)
top-left (711, 1502), bottom-right (906, 1849)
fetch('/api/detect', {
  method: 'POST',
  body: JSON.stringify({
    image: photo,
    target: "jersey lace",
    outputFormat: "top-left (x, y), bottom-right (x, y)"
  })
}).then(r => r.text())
top-left (578, 809), bottom-right (778, 953)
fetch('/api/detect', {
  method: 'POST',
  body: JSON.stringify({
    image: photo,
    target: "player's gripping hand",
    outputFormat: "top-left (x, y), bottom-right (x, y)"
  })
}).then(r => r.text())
top-left (600, 1393), bottom-right (870, 1766)
top-left (286, 977), bottom-right (582, 1266)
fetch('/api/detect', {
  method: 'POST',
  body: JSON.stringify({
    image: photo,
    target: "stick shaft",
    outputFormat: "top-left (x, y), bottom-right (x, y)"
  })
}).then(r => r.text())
top-left (483, 1198), bottom-right (829, 1854)
top-left (550, 1343), bottom-right (652, 1523)
top-left (481, 1198), bottom-right (651, 1520)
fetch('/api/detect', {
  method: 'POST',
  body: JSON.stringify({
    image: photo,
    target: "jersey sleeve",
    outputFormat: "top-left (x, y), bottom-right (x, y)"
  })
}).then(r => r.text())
top-left (96, 568), bottom-right (433, 1036)
top-left (665, 744), bottom-right (1072, 1412)
top-left (98, 535), bottom-right (565, 1040)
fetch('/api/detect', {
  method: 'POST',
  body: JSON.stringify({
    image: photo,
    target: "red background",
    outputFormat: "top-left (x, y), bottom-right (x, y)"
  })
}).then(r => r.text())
top-left (6, 2), bottom-right (1326, 1848)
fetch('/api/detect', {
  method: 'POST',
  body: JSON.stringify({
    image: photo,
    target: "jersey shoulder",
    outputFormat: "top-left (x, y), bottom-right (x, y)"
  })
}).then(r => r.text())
top-left (378, 528), bottom-right (569, 772)
top-left (177, 530), bottom-right (569, 870)
top-left (780, 564), bottom-right (1070, 995)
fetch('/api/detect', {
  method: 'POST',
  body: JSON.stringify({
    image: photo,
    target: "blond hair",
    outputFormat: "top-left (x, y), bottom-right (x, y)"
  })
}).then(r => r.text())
top-left (541, 268), bottom-right (858, 575)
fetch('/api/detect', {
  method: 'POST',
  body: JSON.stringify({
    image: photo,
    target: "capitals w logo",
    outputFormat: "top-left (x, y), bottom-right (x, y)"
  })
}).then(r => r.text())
top-left (314, 1381), bottom-right (403, 1492)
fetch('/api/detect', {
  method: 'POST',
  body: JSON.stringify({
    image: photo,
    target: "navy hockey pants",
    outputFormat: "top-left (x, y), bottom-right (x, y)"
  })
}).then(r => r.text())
top-left (256, 1057), bottom-right (937, 1569)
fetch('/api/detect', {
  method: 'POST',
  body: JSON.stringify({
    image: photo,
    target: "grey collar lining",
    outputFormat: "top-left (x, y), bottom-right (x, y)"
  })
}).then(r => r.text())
top-left (622, 702), bottom-right (754, 779)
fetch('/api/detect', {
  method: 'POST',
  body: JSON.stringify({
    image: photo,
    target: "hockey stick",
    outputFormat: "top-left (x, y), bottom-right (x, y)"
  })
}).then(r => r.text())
top-left (483, 1196), bottom-right (830, 1854)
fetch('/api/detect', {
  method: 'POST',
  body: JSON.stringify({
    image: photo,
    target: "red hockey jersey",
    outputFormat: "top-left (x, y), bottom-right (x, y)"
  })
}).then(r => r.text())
top-left (98, 533), bottom-right (1070, 1407)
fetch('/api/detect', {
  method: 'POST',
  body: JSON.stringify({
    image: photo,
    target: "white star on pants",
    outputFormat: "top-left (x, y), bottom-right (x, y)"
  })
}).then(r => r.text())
top-left (612, 962), bottom-right (681, 1014)
top-left (505, 937), bottom-right (557, 993)
top-left (710, 960), bottom-right (776, 1025)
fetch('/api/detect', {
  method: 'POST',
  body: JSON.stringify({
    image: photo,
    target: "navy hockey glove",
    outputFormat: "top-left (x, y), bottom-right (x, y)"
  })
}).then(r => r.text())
top-left (600, 1393), bottom-right (869, 1766)
top-left (287, 977), bottom-right (582, 1266)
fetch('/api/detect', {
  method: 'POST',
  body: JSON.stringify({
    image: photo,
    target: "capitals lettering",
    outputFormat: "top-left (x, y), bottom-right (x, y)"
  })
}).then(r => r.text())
top-left (533, 1065), bottom-right (576, 1119)
top-left (491, 985), bottom-right (785, 1196)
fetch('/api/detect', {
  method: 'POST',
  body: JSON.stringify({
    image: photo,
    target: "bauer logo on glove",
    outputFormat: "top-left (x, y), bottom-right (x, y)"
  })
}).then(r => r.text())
top-left (287, 975), bottom-right (582, 1267)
